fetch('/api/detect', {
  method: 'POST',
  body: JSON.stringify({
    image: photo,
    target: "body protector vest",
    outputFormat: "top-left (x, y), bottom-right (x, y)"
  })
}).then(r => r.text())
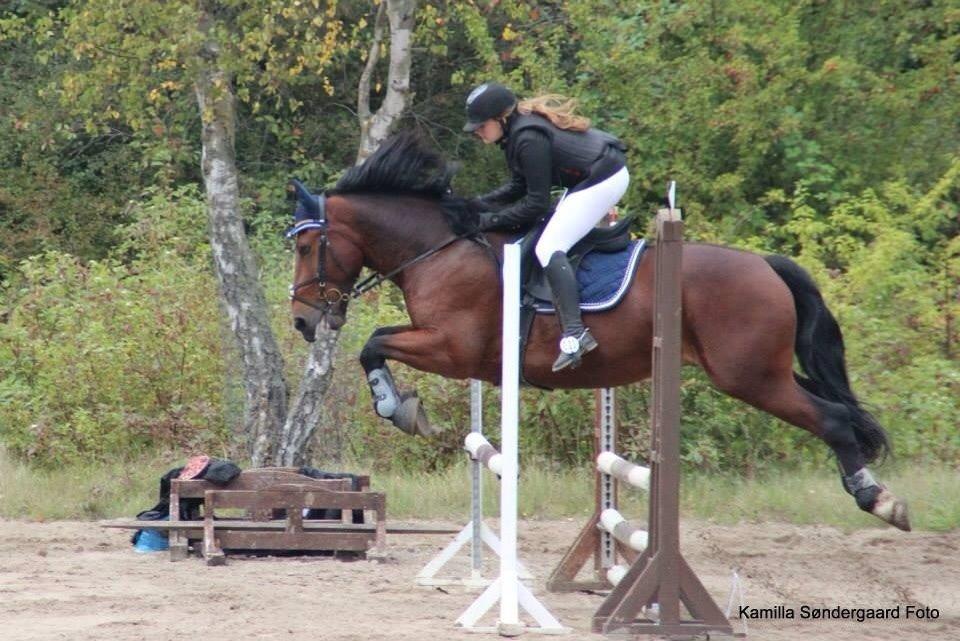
top-left (503, 113), bottom-right (627, 189)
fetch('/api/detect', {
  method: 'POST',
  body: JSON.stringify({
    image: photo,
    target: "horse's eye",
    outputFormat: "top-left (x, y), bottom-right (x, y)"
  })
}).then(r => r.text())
top-left (298, 245), bottom-right (311, 257)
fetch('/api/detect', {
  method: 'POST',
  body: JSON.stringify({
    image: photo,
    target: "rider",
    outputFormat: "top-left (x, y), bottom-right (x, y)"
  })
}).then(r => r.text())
top-left (464, 82), bottom-right (629, 372)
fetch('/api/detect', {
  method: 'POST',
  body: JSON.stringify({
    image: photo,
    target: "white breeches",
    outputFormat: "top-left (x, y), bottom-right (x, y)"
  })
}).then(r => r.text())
top-left (535, 166), bottom-right (630, 267)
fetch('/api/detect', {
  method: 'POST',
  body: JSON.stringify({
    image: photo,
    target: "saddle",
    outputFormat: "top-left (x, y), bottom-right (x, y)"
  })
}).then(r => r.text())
top-left (510, 215), bottom-right (640, 390)
top-left (517, 214), bottom-right (636, 303)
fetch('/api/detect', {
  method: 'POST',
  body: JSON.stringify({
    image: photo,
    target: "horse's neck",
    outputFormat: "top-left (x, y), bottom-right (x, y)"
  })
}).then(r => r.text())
top-left (348, 194), bottom-right (451, 281)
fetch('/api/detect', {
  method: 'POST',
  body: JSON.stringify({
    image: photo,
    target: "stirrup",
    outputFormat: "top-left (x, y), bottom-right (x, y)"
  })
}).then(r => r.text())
top-left (551, 329), bottom-right (598, 372)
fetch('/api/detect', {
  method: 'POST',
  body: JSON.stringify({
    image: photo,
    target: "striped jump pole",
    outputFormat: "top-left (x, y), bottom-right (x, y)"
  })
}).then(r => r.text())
top-left (465, 432), bottom-right (504, 476)
top-left (456, 242), bottom-right (567, 636)
top-left (599, 508), bottom-right (648, 552)
top-left (606, 564), bottom-right (629, 587)
top-left (596, 452), bottom-right (651, 491)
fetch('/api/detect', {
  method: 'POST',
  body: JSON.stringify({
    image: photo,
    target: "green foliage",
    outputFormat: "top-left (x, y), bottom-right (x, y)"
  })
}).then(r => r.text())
top-left (1, 1), bottom-right (958, 474)
top-left (0, 187), bottom-right (229, 465)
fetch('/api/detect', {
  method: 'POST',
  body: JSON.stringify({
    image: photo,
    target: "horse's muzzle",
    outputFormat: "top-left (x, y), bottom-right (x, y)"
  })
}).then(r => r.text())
top-left (293, 316), bottom-right (317, 342)
top-left (294, 312), bottom-right (346, 342)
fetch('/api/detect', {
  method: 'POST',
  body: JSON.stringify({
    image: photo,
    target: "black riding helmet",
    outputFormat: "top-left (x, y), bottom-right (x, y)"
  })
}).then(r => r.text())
top-left (463, 82), bottom-right (517, 132)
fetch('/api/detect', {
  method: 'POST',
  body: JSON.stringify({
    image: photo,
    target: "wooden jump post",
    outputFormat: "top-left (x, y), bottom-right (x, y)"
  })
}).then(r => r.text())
top-left (456, 242), bottom-right (567, 636)
top-left (593, 186), bottom-right (734, 637)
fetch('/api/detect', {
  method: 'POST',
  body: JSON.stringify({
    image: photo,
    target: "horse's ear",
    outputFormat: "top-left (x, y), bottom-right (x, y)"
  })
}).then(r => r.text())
top-left (289, 179), bottom-right (319, 216)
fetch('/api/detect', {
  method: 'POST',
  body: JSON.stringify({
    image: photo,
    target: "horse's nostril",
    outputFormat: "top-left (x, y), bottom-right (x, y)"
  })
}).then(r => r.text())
top-left (294, 317), bottom-right (306, 332)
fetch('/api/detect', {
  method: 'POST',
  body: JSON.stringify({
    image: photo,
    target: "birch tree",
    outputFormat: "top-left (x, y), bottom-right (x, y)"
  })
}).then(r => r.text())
top-left (42, 0), bottom-right (394, 465)
top-left (356, 0), bottom-right (417, 162)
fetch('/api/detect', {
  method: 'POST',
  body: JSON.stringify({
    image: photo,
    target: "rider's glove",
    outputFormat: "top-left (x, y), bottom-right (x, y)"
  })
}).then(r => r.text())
top-left (476, 211), bottom-right (506, 231)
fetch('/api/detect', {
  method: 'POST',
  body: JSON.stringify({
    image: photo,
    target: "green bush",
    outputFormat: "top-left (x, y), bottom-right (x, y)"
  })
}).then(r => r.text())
top-left (0, 187), bottom-right (229, 465)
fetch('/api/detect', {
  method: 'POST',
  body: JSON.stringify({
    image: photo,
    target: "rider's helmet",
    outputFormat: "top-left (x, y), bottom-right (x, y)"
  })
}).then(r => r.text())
top-left (462, 82), bottom-right (517, 132)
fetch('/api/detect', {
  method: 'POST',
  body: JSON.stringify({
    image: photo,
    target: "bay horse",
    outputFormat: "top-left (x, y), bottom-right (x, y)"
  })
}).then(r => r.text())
top-left (287, 132), bottom-right (909, 531)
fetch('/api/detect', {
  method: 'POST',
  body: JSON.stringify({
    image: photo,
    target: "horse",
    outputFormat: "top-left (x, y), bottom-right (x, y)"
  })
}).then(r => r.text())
top-left (286, 132), bottom-right (910, 531)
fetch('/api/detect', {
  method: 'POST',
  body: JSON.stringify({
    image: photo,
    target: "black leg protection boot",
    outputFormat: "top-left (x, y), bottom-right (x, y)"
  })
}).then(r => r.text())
top-left (545, 251), bottom-right (598, 371)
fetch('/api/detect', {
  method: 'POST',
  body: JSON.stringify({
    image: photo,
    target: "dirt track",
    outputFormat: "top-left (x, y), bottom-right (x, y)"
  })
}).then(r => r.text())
top-left (0, 518), bottom-right (957, 641)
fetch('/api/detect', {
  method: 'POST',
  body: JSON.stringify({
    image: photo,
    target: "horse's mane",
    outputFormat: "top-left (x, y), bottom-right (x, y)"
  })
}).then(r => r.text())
top-left (329, 132), bottom-right (478, 235)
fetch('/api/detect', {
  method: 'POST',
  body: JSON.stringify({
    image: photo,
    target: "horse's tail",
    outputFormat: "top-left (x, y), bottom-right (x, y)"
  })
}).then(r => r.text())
top-left (764, 255), bottom-right (890, 464)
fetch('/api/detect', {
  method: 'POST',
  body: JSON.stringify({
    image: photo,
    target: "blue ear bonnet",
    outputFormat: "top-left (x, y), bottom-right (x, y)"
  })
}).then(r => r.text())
top-left (286, 179), bottom-right (327, 237)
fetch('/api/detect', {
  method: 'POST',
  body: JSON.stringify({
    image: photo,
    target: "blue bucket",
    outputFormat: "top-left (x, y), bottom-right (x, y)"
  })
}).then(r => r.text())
top-left (133, 528), bottom-right (170, 553)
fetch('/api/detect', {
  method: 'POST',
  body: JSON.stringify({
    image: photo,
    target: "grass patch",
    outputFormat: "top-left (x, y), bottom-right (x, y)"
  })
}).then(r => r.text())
top-left (369, 459), bottom-right (596, 520)
top-left (0, 448), bottom-right (168, 520)
top-left (2, 449), bottom-right (957, 531)
top-left (678, 465), bottom-right (960, 532)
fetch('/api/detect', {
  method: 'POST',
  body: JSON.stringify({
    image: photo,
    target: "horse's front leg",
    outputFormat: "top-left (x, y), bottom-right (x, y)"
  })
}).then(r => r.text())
top-left (360, 325), bottom-right (457, 437)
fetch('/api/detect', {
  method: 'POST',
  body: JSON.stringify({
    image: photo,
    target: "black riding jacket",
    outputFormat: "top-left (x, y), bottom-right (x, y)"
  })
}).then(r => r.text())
top-left (476, 112), bottom-right (627, 231)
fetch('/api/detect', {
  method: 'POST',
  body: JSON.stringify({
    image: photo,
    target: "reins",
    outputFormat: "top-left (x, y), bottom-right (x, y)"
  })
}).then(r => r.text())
top-left (351, 233), bottom-right (477, 297)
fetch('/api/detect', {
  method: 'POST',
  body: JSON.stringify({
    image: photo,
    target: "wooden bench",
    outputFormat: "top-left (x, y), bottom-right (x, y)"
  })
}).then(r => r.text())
top-left (167, 467), bottom-right (385, 565)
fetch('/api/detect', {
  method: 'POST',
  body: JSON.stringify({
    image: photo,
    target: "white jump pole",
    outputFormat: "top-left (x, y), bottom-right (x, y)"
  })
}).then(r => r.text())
top-left (500, 241), bottom-right (521, 633)
top-left (417, 380), bottom-right (533, 587)
top-left (456, 242), bottom-right (567, 635)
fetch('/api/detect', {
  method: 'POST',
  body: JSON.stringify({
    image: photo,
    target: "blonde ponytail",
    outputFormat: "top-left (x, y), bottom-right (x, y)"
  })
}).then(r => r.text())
top-left (516, 94), bottom-right (590, 132)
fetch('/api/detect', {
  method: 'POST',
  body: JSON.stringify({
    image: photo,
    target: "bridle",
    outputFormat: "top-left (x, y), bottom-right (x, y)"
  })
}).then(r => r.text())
top-left (287, 190), bottom-right (483, 314)
top-left (286, 193), bottom-right (353, 314)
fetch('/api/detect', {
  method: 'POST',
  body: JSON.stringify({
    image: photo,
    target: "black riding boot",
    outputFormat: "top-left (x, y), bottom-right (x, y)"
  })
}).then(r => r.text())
top-left (545, 251), bottom-right (598, 372)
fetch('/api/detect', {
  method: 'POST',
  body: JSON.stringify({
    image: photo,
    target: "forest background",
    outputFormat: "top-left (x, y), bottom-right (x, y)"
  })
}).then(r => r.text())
top-left (0, 1), bottom-right (957, 485)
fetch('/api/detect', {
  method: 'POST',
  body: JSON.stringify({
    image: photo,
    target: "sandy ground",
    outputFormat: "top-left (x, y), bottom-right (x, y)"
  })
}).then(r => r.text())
top-left (0, 517), bottom-right (957, 641)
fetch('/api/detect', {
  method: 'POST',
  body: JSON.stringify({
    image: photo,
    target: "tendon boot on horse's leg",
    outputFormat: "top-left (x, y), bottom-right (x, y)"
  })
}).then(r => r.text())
top-left (365, 364), bottom-right (437, 437)
top-left (842, 468), bottom-right (910, 532)
top-left (545, 251), bottom-right (597, 372)
top-left (818, 398), bottom-right (911, 531)
top-left (367, 364), bottom-right (400, 419)
top-left (361, 330), bottom-right (438, 437)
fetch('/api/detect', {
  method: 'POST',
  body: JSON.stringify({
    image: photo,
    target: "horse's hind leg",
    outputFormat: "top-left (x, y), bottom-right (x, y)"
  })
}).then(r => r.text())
top-left (801, 390), bottom-right (909, 530)
top-left (704, 362), bottom-right (910, 531)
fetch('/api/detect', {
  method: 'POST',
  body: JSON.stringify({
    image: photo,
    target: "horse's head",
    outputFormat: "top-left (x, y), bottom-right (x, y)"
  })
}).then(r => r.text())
top-left (287, 133), bottom-right (469, 342)
top-left (287, 180), bottom-right (363, 341)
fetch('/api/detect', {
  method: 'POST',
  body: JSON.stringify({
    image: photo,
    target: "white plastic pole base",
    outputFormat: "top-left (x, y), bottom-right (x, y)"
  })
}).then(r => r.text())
top-left (416, 520), bottom-right (533, 586)
top-left (455, 576), bottom-right (570, 636)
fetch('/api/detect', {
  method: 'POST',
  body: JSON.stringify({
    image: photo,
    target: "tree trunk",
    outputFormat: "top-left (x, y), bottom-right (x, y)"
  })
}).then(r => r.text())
top-left (277, 328), bottom-right (341, 466)
top-left (195, 63), bottom-right (288, 466)
top-left (356, 0), bottom-right (417, 162)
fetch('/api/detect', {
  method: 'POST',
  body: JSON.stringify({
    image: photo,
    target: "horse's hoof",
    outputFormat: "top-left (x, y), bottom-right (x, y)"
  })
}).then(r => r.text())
top-left (871, 489), bottom-right (911, 532)
top-left (873, 491), bottom-right (911, 532)
top-left (848, 472), bottom-right (911, 532)
top-left (392, 391), bottom-right (439, 437)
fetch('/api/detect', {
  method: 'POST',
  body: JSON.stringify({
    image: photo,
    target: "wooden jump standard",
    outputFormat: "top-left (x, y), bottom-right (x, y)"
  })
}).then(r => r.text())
top-left (593, 196), bottom-right (734, 637)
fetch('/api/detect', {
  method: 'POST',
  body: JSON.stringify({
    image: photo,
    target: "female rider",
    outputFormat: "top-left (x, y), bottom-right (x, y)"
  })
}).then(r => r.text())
top-left (464, 82), bottom-right (629, 372)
